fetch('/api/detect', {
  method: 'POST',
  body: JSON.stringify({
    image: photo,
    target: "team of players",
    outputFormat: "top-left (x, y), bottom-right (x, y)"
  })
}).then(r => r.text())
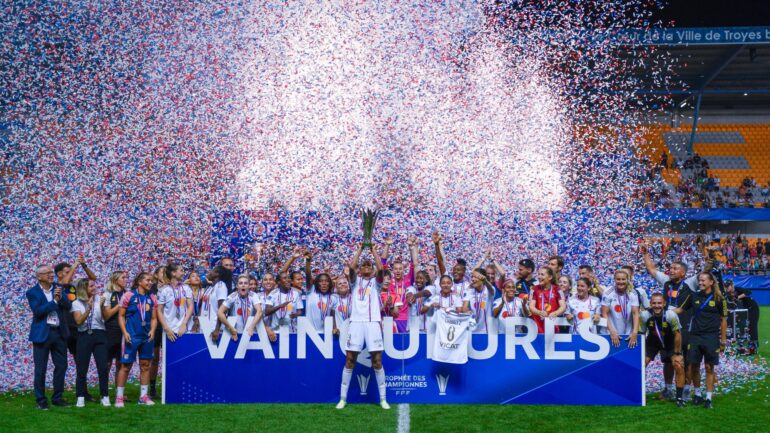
top-left (44, 234), bottom-right (729, 409)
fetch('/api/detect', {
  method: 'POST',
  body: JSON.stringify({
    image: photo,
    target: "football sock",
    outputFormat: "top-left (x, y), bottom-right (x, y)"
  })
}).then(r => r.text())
top-left (340, 368), bottom-right (353, 400)
top-left (375, 368), bottom-right (386, 401)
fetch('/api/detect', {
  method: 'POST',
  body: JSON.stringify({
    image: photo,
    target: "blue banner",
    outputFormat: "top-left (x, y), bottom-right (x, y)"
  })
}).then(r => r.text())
top-left (163, 318), bottom-right (644, 406)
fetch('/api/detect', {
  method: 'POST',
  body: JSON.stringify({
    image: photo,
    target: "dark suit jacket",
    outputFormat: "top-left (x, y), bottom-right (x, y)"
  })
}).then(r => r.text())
top-left (26, 283), bottom-right (71, 343)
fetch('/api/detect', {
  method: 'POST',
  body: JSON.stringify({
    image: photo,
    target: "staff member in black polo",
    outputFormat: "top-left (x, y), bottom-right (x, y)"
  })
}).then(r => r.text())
top-left (681, 271), bottom-right (728, 409)
top-left (26, 265), bottom-right (72, 410)
top-left (639, 293), bottom-right (686, 406)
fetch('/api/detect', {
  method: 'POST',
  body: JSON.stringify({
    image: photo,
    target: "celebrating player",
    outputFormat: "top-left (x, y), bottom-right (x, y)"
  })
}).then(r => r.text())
top-left (462, 268), bottom-right (496, 333)
top-left (217, 275), bottom-right (264, 340)
top-left (406, 270), bottom-right (433, 333)
top-left (337, 243), bottom-right (389, 410)
top-left (601, 269), bottom-right (640, 348)
top-left (116, 272), bottom-right (158, 407)
top-left (565, 277), bottom-right (601, 334)
top-left (493, 279), bottom-right (526, 334)
top-left (156, 263), bottom-right (194, 342)
top-left (528, 267), bottom-right (566, 334)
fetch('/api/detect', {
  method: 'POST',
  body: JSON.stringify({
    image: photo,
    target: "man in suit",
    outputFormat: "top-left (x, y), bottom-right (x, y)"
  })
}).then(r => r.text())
top-left (27, 265), bottom-right (72, 410)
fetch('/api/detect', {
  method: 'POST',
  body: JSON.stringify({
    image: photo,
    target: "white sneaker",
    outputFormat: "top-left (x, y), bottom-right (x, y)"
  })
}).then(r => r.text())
top-left (115, 396), bottom-right (125, 408)
top-left (76, 397), bottom-right (85, 408)
top-left (380, 400), bottom-right (391, 410)
top-left (335, 399), bottom-right (346, 409)
top-left (101, 397), bottom-right (111, 407)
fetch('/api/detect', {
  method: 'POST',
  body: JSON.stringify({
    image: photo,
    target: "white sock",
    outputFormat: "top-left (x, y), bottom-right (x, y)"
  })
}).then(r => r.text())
top-left (117, 387), bottom-right (124, 398)
top-left (683, 384), bottom-right (691, 393)
top-left (694, 388), bottom-right (702, 397)
top-left (374, 368), bottom-right (386, 401)
top-left (140, 385), bottom-right (148, 397)
top-left (340, 368), bottom-right (353, 401)
top-left (706, 391), bottom-right (713, 400)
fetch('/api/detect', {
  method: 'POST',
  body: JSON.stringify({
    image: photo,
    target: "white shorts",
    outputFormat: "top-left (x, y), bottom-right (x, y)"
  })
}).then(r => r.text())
top-left (345, 321), bottom-right (384, 352)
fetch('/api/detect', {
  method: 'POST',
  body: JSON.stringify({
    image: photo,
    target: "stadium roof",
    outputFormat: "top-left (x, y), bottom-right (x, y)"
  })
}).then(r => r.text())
top-left (633, 39), bottom-right (770, 110)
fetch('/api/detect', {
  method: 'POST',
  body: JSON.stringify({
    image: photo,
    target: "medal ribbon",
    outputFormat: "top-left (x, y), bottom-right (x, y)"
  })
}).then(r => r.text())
top-left (137, 291), bottom-right (148, 328)
top-left (653, 315), bottom-right (665, 348)
top-left (240, 295), bottom-right (250, 328)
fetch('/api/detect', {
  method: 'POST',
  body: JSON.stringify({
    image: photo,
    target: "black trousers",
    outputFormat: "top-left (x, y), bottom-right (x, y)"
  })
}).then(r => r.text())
top-left (75, 330), bottom-right (109, 398)
top-left (33, 327), bottom-right (68, 404)
top-left (748, 307), bottom-right (760, 344)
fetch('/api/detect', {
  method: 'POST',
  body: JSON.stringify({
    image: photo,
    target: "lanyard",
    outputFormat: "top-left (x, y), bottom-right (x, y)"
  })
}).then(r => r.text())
top-left (239, 295), bottom-right (250, 327)
top-left (668, 280), bottom-right (683, 307)
top-left (339, 293), bottom-right (351, 320)
top-left (504, 298), bottom-right (517, 317)
top-left (86, 299), bottom-right (94, 331)
top-left (279, 290), bottom-right (294, 320)
top-left (136, 291), bottom-right (148, 327)
top-left (689, 293), bottom-right (714, 332)
top-left (653, 314), bottom-right (666, 348)
top-left (618, 292), bottom-right (629, 322)
top-left (192, 288), bottom-right (200, 316)
top-left (320, 293), bottom-right (331, 318)
top-left (521, 279), bottom-right (530, 296)
top-left (441, 293), bottom-right (454, 308)
top-left (540, 287), bottom-right (554, 311)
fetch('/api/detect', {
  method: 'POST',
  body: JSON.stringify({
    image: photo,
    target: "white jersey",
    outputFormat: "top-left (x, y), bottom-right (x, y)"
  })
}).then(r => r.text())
top-left (433, 309), bottom-right (472, 364)
top-left (157, 284), bottom-right (193, 333)
top-left (266, 288), bottom-right (304, 331)
top-left (350, 277), bottom-right (382, 323)
top-left (601, 289), bottom-right (639, 335)
top-left (197, 282), bottom-right (228, 324)
top-left (493, 297), bottom-right (525, 334)
top-left (633, 286), bottom-right (651, 309)
top-left (71, 296), bottom-right (105, 332)
top-left (567, 295), bottom-right (601, 334)
top-left (222, 292), bottom-right (260, 333)
top-left (305, 290), bottom-right (337, 331)
top-left (407, 285), bottom-right (433, 332)
top-left (463, 287), bottom-right (494, 334)
top-left (333, 293), bottom-right (353, 327)
top-left (452, 279), bottom-right (470, 297)
top-left (428, 292), bottom-right (464, 313)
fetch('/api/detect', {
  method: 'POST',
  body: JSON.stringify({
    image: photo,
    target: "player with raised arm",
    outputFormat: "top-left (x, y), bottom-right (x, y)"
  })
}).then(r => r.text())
top-left (336, 242), bottom-right (390, 410)
top-left (433, 231), bottom-right (469, 296)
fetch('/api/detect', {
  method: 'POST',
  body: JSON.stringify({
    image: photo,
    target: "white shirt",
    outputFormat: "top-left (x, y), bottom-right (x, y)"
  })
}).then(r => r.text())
top-left (305, 290), bottom-right (337, 331)
top-left (350, 277), bottom-right (381, 323)
top-left (71, 296), bottom-right (105, 331)
top-left (428, 292), bottom-right (464, 312)
top-left (567, 295), bottom-right (601, 334)
top-left (157, 284), bottom-right (193, 333)
top-left (222, 291), bottom-right (260, 333)
top-left (406, 285), bottom-right (433, 332)
top-left (266, 288), bottom-right (304, 330)
top-left (601, 289), bottom-right (639, 335)
top-left (463, 287), bottom-right (494, 333)
top-left (42, 287), bottom-right (59, 326)
top-left (197, 282), bottom-right (228, 323)
top-left (493, 297), bottom-right (525, 334)
top-left (452, 280), bottom-right (470, 297)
